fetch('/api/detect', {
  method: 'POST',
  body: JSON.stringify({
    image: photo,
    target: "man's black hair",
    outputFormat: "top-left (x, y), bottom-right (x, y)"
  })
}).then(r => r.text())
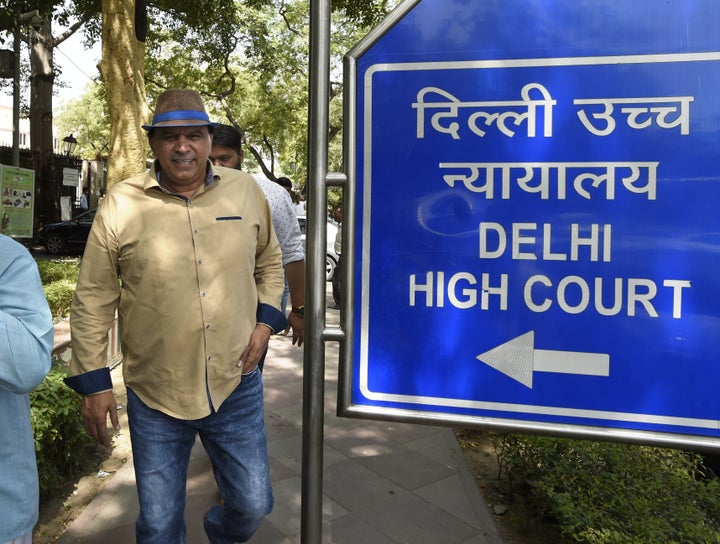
top-left (212, 123), bottom-right (243, 153)
top-left (276, 176), bottom-right (292, 189)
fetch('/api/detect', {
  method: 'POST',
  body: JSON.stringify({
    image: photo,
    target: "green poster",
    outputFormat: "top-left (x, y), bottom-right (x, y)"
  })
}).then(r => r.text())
top-left (0, 165), bottom-right (35, 238)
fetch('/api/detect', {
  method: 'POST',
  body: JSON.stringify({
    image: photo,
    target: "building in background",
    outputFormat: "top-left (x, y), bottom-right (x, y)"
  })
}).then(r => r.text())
top-left (0, 104), bottom-right (30, 149)
top-left (0, 104), bottom-right (66, 153)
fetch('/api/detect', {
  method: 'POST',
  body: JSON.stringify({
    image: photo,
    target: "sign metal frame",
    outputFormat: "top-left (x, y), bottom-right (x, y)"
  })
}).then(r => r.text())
top-left (338, 0), bottom-right (720, 452)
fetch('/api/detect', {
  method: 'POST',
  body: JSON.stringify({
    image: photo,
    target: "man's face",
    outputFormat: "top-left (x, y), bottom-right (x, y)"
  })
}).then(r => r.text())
top-left (149, 126), bottom-right (212, 188)
top-left (209, 145), bottom-right (242, 170)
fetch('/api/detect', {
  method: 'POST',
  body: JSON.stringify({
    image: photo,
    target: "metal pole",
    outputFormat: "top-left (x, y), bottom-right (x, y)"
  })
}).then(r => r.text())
top-left (301, 0), bottom-right (331, 542)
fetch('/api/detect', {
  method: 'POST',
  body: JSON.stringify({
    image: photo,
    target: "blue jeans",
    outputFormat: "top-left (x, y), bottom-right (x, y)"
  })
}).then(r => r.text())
top-left (126, 369), bottom-right (273, 544)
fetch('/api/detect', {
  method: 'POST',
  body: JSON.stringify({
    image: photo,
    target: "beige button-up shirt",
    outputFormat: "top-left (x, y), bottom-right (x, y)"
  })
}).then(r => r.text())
top-left (69, 163), bottom-right (285, 419)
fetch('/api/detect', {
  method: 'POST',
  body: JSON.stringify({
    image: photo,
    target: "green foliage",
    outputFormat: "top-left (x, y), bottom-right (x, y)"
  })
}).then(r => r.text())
top-left (0, 0), bottom-right (101, 106)
top-left (328, 187), bottom-right (342, 217)
top-left (55, 82), bottom-right (110, 160)
top-left (30, 364), bottom-right (96, 500)
top-left (37, 258), bottom-right (80, 317)
top-left (332, 0), bottom-right (393, 28)
top-left (144, 0), bottom-right (400, 190)
top-left (30, 257), bottom-right (97, 502)
top-left (43, 279), bottom-right (77, 318)
top-left (494, 433), bottom-right (720, 543)
top-left (36, 257), bottom-right (80, 284)
top-left (4, 0), bottom-right (399, 185)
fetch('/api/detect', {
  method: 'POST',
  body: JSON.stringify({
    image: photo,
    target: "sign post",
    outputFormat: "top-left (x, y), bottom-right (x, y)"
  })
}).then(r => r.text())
top-left (0, 164), bottom-right (35, 238)
top-left (341, 0), bottom-right (720, 450)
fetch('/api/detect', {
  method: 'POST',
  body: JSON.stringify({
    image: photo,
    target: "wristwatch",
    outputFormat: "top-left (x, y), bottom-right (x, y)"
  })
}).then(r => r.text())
top-left (291, 305), bottom-right (305, 317)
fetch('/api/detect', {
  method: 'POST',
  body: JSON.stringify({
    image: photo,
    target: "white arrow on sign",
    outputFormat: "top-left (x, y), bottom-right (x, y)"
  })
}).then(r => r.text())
top-left (477, 331), bottom-right (609, 389)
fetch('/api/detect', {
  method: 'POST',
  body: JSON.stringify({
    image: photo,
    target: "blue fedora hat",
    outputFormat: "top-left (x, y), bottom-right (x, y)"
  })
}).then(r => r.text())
top-left (142, 89), bottom-right (214, 131)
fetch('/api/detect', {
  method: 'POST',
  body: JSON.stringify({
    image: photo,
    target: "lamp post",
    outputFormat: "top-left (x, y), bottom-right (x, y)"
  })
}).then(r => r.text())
top-left (62, 133), bottom-right (78, 156)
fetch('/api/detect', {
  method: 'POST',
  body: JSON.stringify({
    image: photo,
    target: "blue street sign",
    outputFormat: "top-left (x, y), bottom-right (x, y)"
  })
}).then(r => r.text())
top-left (343, 0), bottom-right (720, 448)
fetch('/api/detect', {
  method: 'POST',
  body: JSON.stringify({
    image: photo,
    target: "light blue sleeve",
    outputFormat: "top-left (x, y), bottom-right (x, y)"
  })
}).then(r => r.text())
top-left (0, 235), bottom-right (53, 394)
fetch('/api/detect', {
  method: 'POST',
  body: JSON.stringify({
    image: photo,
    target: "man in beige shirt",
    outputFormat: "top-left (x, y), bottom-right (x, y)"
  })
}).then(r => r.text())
top-left (65, 89), bottom-right (286, 543)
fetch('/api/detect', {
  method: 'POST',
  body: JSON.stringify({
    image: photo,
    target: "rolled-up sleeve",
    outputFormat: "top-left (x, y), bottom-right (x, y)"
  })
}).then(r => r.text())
top-left (252, 190), bottom-right (287, 332)
top-left (66, 200), bottom-right (121, 395)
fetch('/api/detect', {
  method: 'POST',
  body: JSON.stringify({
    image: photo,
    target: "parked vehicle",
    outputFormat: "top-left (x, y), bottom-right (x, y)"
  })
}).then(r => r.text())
top-left (297, 216), bottom-right (339, 281)
top-left (37, 209), bottom-right (96, 254)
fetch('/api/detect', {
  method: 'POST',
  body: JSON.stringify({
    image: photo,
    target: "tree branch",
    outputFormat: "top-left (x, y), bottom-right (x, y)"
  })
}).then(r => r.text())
top-left (279, 4), bottom-right (301, 36)
top-left (52, 16), bottom-right (92, 49)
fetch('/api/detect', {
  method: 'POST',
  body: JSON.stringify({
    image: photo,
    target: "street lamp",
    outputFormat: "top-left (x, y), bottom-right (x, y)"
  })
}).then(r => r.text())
top-left (62, 133), bottom-right (78, 156)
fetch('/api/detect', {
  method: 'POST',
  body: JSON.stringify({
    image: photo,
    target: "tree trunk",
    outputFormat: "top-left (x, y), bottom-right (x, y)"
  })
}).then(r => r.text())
top-left (99, 0), bottom-right (149, 187)
top-left (29, 16), bottom-right (58, 224)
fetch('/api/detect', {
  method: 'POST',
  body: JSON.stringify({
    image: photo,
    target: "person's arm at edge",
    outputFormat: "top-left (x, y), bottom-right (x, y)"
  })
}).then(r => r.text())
top-left (285, 259), bottom-right (305, 346)
top-left (0, 238), bottom-right (53, 394)
top-left (63, 204), bottom-right (121, 447)
top-left (268, 186), bottom-right (305, 345)
top-left (239, 185), bottom-right (287, 371)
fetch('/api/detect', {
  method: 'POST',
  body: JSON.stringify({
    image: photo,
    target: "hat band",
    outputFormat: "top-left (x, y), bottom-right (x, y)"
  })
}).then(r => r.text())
top-left (151, 110), bottom-right (211, 124)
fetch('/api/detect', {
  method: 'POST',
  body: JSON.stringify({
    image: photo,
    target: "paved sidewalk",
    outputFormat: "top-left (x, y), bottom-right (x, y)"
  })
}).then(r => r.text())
top-left (56, 296), bottom-right (503, 544)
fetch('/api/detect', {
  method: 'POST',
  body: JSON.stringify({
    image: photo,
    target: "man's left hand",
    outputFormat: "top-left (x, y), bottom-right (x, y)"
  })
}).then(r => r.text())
top-left (286, 312), bottom-right (304, 346)
top-left (237, 324), bottom-right (273, 372)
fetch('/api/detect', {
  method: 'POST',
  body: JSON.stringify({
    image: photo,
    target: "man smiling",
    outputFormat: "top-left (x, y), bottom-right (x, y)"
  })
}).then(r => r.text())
top-left (148, 126), bottom-right (208, 197)
top-left (66, 89), bottom-right (286, 543)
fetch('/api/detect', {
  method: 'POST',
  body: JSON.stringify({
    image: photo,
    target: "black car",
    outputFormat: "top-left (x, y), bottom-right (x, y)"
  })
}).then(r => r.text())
top-left (37, 209), bottom-right (96, 254)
